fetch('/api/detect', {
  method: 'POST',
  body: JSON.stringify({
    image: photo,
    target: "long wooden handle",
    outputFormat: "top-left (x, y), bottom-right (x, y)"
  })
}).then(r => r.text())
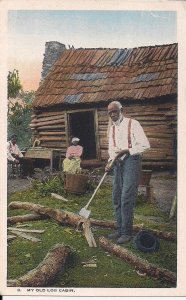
top-left (84, 159), bottom-right (116, 210)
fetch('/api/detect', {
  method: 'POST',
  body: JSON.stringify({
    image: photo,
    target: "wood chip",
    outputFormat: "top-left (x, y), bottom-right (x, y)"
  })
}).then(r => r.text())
top-left (83, 263), bottom-right (97, 268)
top-left (51, 193), bottom-right (68, 202)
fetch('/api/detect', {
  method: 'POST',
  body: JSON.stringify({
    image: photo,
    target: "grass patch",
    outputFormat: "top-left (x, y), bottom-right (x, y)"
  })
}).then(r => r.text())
top-left (7, 177), bottom-right (177, 288)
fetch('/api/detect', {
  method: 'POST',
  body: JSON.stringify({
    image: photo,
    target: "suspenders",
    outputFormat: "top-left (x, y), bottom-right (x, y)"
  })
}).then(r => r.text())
top-left (128, 118), bottom-right (132, 149)
top-left (112, 118), bottom-right (132, 149)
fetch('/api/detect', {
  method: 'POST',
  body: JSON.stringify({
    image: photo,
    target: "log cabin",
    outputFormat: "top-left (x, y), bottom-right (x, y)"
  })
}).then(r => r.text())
top-left (31, 43), bottom-right (177, 170)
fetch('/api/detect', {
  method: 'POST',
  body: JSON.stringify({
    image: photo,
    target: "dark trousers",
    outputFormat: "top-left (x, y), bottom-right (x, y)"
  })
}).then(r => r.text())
top-left (19, 157), bottom-right (34, 176)
top-left (112, 154), bottom-right (141, 237)
top-left (11, 155), bottom-right (34, 177)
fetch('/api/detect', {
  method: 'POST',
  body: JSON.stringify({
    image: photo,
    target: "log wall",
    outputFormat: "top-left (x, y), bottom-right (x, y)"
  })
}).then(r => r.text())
top-left (30, 110), bottom-right (68, 157)
top-left (97, 100), bottom-right (177, 169)
top-left (30, 98), bottom-right (177, 169)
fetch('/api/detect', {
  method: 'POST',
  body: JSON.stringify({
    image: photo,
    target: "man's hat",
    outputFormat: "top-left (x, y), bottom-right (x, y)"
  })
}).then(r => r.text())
top-left (10, 134), bottom-right (18, 139)
top-left (133, 230), bottom-right (159, 253)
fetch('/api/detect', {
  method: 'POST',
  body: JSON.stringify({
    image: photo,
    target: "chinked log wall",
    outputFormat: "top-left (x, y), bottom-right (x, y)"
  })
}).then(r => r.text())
top-left (97, 100), bottom-right (177, 169)
top-left (30, 99), bottom-right (177, 169)
top-left (30, 110), bottom-right (68, 157)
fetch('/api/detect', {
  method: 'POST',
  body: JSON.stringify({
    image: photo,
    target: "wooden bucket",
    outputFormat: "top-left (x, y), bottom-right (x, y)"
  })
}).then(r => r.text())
top-left (64, 173), bottom-right (89, 194)
top-left (139, 170), bottom-right (152, 186)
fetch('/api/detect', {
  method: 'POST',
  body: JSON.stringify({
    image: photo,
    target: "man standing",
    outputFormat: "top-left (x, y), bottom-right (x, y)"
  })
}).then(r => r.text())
top-left (7, 134), bottom-right (34, 178)
top-left (106, 101), bottom-right (150, 244)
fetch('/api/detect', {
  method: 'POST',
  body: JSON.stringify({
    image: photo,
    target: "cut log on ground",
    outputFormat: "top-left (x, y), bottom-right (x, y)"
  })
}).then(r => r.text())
top-left (7, 244), bottom-right (72, 287)
top-left (90, 218), bottom-right (176, 242)
top-left (99, 237), bottom-right (176, 285)
top-left (9, 201), bottom-right (97, 247)
top-left (7, 214), bottom-right (49, 225)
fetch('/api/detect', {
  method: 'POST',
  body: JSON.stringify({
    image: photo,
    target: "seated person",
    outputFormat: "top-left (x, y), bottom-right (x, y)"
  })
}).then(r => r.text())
top-left (63, 137), bottom-right (83, 174)
top-left (7, 134), bottom-right (34, 178)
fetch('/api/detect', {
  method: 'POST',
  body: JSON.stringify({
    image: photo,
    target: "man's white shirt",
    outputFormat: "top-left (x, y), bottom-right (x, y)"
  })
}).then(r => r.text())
top-left (7, 141), bottom-right (23, 161)
top-left (108, 117), bottom-right (150, 160)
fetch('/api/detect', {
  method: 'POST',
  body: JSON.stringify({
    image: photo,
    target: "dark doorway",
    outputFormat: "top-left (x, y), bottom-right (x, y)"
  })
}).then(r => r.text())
top-left (68, 111), bottom-right (97, 160)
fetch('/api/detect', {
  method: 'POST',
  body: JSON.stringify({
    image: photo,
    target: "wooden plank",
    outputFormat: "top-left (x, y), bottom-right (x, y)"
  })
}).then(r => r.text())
top-left (8, 227), bottom-right (45, 234)
top-left (11, 231), bottom-right (41, 243)
top-left (25, 149), bottom-right (52, 159)
top-left (8, 234), bottom-right (17, 241)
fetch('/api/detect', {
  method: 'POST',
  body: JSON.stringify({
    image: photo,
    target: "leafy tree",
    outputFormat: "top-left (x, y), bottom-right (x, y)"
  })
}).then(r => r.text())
top-left (7, 69), bottom-right (22, 99)
top-left (7, 70), bottom-right (35, 148)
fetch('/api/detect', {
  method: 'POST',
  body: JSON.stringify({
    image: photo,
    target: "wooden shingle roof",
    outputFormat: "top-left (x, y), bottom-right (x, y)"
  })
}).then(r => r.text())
top-left (33, 43), bottom-right (177, 108)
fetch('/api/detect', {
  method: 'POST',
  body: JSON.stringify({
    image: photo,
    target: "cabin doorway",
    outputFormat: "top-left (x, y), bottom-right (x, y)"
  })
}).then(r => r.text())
top-left (68, 111), bottom-right (97, 160)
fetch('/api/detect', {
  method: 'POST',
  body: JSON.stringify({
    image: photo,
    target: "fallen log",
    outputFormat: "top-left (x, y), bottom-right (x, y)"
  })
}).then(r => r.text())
top-left (99, 237), bottom-right (176, 285)
top-left (7, 244), bottom-right (71, 287)
top-left (90, 218), bottom-right (176, 242)
top-left (7, 206), bottom-right (176, 243)
top-left (8, 201), bottom-right (97, 247)
top-left (7, 214), bottom-right (49, 225)
top-left (9, 201), bottom-right (84, 227)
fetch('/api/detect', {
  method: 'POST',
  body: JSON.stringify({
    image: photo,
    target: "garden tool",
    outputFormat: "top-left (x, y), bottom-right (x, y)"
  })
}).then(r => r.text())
top-left (78, 158), bottom-right (116, 219)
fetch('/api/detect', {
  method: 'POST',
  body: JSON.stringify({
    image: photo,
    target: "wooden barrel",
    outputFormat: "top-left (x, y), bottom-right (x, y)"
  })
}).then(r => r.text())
top-left (64, 173), bottom-right (89, 194)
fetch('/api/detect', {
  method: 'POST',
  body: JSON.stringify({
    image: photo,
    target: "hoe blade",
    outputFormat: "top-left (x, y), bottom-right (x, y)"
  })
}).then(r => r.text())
top-left (79, 207), bottom-right (91, 219)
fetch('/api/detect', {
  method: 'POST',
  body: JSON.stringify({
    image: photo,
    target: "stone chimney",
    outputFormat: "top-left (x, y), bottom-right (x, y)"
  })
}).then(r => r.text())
top-left (41, 41), bottom-right (66, 81)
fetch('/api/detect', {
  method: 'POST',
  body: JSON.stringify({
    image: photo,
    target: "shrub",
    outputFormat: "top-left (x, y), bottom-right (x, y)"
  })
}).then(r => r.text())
top-left (32, 176), bottom-right (64, 196)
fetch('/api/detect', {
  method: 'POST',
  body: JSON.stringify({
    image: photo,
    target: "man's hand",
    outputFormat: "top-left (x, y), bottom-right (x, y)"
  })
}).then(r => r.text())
top-left (115, 149), bottom-right (129, 159)
top-left (105, 162), bottom-right (111, 173)
top-left (14, 159), bottom-right (19, 164)
top-left (105, 160), bottom-right (115, 173)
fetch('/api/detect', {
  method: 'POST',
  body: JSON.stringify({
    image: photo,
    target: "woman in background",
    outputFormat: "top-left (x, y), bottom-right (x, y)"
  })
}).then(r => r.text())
top-left (63, 137), bottom-right (83, 174)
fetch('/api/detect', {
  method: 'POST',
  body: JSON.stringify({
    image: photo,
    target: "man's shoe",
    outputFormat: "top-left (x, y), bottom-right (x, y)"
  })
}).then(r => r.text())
top-left (117, 235), bottom-right (131, 244)
top-left (108, 231), bottom-right (121, 239)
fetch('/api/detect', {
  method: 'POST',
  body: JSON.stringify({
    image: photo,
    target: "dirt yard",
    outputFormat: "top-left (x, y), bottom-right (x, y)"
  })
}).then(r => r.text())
top-left (7, 170), bottom-right (176, 215)
top-left (150, 172), bottom-right (176, 213)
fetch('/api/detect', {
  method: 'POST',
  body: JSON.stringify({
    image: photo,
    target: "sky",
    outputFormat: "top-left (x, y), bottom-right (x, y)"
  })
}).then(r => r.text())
top-left (8, 10), bottom-right (177, 91)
